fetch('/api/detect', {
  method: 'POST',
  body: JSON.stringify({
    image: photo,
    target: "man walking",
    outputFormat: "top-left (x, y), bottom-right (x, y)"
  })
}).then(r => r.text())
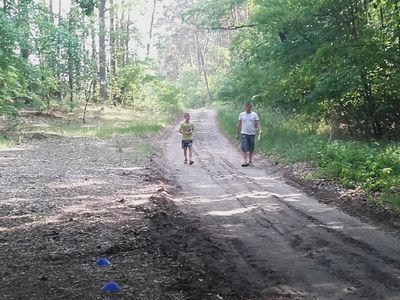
top-left (236, 102), bottom-right (261, 167)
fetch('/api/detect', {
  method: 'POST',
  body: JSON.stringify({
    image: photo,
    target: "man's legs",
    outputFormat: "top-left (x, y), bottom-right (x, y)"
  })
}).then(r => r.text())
top-left (242, 151), bottom-right (249, 163)
top-left (241, 135), bottom-right (255, 167)
top-left (248, 135), bottom-right (255, 165)
top-left (241, 134), bottom-right (250, 166)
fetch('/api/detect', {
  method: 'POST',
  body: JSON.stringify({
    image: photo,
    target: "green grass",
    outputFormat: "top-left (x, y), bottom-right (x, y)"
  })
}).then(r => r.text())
top-left (50, 121), bottom-right (164, 138)
top-left (217, 104), bottom-right (400, 211)
top-left (0, 136), bottom-right (13, 148)
top-left (27, 106), bottom-right (171, 139)
top-left (129, 143), bottom-right (154, 163)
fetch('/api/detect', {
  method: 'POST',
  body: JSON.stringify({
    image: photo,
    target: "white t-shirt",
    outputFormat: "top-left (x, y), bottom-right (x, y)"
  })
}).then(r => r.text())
top-left (238, 111), bottom-right (259, 135)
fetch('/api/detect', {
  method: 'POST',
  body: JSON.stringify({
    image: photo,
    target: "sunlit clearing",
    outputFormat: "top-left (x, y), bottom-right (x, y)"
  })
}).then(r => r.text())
top-left (308, 223), bottom-right (344, 230)
top-left (207, 205), bottom-right (260, 216)
top-left (0, 147), bottom-right (25, 152)
top-left (234, 190), bottom-right (274, 199)
top-left (277, 194), bottom-right (302, 202)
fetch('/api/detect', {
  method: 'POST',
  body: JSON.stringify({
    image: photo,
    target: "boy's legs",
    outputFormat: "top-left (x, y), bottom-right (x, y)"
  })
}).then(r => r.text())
top-left (188, 148), bottom-right (192, 162)
top-left (183, 148), bottom-right (188, 163)
top-left (182, 140), bottom-right (188, 163)
top-left (182, 140), bottom-right (194, 165)
top-left (188, 141), bottom-right (194, 165)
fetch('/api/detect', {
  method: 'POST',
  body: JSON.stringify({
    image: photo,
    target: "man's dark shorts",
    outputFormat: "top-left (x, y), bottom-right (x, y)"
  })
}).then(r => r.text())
top-left (241, 134), bottom-right (255, 152)
top-left (182, 140), bottom-right (193, 149)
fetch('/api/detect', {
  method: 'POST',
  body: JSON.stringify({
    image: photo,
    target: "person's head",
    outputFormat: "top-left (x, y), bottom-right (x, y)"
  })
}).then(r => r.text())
top-left (183, 112), bottom-right (190, 122)
top-left (244, 102), bottom-right (252, 113)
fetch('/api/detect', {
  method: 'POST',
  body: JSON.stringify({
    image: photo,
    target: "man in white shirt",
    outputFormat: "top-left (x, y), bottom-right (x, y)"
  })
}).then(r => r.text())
top-left (236, 102), bottom-right (261, 167)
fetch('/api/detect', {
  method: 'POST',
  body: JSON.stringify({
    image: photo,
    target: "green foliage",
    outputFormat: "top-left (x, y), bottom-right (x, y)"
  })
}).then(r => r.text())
top-left (0, 1), bottom-right (95, 117)
top-left (110, 62), bottom-right (150, 107)
top-left (218, 105), bottom-right (400, 210)
top-left (0, 136), bottom-right (13, 149)
top-left (175, 65), bottom-right (208, 108)
top-left (149, 80), bottom-right (181, 113)
top-left (205, 0), bottom-right (400, 139)
top-left (315, 141), bottom-right (400, 193)
top-left (183, 0), bottom-right (247, 28)
top-left (75, 0), bottom-right (98, 15)
top-left (110, 61), bottom-right (182, 115)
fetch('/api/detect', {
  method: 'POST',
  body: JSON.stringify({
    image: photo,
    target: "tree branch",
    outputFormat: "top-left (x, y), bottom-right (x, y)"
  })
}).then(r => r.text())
top-left (201, 24), bottom-right (259, 31)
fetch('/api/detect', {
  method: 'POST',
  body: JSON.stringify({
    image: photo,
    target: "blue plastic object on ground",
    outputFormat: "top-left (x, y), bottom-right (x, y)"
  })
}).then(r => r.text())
top-left (95, 258), bottom-right (111, 267)
top-left (101, 281), bottom-right (121, 292)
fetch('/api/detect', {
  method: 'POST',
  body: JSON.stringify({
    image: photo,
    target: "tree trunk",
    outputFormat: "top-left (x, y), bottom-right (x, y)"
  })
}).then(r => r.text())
top-left (3, 0), bottom-right (8, 12)
top-left (396, 3), bottom-right (400, 56)
top-left (68, 0), bottom-right (75, 111)
top-left (194, 33), bottom-right (202, 75)
top-left (109, 0), bottom-right (117, 105)
top-left (118, 12), bottom-right (125, 68)
top-left (49, 0), bottom-right (54, 23)
top-left (146, 0), bottom-right (157, 57)
top-left (195, 31), bottom-right (212, 104)
top-left (91, 17), bottom-right (98, 101)
top-left (55, 0), bottom-right (62, 101)
top-left (125, 12), bottom-right (130, 65)
top-left (18, 0), bottom-right (30, 60)
top-left (109, 0), bottom-right (116, 77)
top-left (99, 0), bottom-right (108, 101)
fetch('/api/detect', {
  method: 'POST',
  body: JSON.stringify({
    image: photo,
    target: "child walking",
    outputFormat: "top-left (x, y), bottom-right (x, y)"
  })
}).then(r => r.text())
top-left (179, 112), bottom-right (194, 165)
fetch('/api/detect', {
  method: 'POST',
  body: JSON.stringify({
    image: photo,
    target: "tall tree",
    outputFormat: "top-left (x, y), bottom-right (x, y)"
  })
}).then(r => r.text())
top-left (109, 0), bottom-right (116, 77)
top-left (67, 0), bottom-right (76, 110)
top-left (195, 31), bottom-right (212, 103)
top-left (146, 0), bottom-right (157, 57)
top-left (98, 0), bottom-right (108, 101)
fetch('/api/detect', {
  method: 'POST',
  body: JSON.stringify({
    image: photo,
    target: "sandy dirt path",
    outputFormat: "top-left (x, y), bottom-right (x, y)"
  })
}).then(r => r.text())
top-left (161, 108), bottom-right (400, 300)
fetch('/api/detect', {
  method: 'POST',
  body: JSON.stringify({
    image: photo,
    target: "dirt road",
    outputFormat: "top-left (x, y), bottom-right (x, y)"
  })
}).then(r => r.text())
top-left (161, 108), bottom-right (400, 300)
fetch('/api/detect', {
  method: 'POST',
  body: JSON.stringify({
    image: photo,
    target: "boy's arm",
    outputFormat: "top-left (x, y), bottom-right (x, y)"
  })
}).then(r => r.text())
top-left (179, 125), bottom-right (190, 135)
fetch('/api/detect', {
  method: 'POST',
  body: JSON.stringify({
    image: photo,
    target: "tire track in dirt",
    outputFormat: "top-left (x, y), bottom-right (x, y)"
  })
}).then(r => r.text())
top-left (161, 108), bottom-right (400, 299)
top-left (189, 130), bottom-right (399, 283)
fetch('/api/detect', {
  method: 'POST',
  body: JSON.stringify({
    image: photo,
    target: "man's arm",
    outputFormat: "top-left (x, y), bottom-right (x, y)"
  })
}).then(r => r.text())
top-left (236, 120), bottom-right (242, 138)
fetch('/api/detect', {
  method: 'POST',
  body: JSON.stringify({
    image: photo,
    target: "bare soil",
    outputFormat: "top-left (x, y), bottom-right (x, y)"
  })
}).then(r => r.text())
top-left (1, 109), bottom-right (399, 300)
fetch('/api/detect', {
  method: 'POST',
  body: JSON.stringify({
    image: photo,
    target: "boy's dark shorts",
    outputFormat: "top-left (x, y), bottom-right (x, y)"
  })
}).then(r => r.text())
top-left (182, 140), bottom-right (193, 149)
top-left (241, 134), bottom-right (255, 152)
